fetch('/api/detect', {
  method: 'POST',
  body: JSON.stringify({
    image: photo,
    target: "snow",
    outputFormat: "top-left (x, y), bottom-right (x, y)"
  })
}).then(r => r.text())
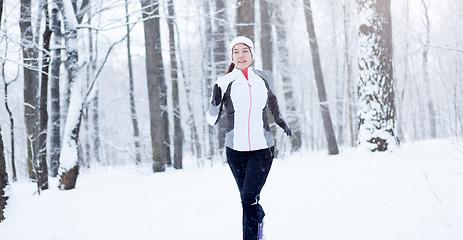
top-left (1, 139), bottom-right (463, 240)
top-left (58, 76), bottom-right (83, 172)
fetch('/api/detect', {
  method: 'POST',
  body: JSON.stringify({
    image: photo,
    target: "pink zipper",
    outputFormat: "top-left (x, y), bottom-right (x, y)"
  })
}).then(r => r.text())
top-left (247, 81), bottom-right (252, 151)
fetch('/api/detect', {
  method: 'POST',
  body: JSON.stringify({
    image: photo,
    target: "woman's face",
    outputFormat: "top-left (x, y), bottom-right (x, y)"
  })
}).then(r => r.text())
top-left (232, 43), bottom-right (253, 70)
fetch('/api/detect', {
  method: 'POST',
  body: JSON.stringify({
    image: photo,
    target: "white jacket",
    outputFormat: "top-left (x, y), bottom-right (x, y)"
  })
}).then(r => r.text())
top-left (206, 67), bottom-right (289, 151)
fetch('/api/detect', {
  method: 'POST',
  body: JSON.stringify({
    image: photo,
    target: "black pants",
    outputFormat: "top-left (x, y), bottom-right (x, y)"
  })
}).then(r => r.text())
top-left (226, 147), bottom-right (274, 240)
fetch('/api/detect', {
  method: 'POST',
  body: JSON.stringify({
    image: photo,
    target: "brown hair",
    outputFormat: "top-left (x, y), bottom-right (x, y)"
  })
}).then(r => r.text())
top-left (226, 63), bottom-right (235, 74)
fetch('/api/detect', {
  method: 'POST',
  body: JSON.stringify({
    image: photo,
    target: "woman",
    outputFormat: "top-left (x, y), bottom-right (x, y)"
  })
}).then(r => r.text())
top-left (206, 36), bottom-right (292, 240)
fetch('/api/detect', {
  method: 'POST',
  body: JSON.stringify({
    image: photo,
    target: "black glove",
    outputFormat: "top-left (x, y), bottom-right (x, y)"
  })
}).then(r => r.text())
top-left (283, 126), bottom-right (292, 136)
top-left (212, 84), bottom-right (222, 106)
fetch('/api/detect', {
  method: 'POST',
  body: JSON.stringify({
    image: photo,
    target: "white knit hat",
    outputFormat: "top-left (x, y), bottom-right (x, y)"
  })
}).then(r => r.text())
top-left (229, 36), bottom-right (254, 61)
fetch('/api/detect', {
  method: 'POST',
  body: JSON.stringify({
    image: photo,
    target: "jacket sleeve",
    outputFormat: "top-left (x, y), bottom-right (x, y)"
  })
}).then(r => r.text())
top-left (267, 87), bottom-right (290, 130)
top-left (260, 70), bottom-right (290, 130)
top-left (206, 82), bottom-right (223, 126)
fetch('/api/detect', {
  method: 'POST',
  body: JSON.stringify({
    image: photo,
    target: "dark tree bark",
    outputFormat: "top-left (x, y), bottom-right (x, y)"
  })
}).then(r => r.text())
top-left (0, 0), bottom-right (3, 26)
top-left (303, 0), bottom-right (339, 155)
top-left (213, 0), bottom-right (228, 155)
top-left (357, 0), bottom-right (398, 151)
top-left (126, 0), bottom-right (141, 164)
top-left (275, 3), bottom-right (302, 151)
top-left (259, 0), bottom-right (278, 153)
top-left (20, 0), bottom-right (39, 180)
top-left (0, 125), bottom-right (8, 222)
top-left (1, 4), bottom-right (9, 222)
top-left (140, 0), bottom-right (169, 172)
top-left (75, 0), bottom-right (89, 24)
top-left (260, 0), bottom-right (273, 72)
top-left (236, 0), bottom-right (254, 39)
top-left (55, 0), bottom-right (84, 190)
top-left (50, 5), bottom-right (62, 177)
top-left (36, 0), bottom-right (52, 190)
top-left (167, 0), bottom-right (183, 169)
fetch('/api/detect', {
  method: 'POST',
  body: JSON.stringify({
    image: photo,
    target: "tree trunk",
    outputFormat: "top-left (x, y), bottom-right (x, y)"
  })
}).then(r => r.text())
top-left (357, 0), bottom-right (398, 151)
top-left (140, 0), bottom-right (168, 172)
top-left (85, 3), bottom-right (100, 165)
top-left (332, 0), bottom-right (343, 146)
top-left (213, 0), bottom-right (229, 156)
top-left (175, 38), bottom-right (202, 159)
top-left (20, 0), bottom-right (39, 180)
top-left (50, 5), bottom-right (61, 177)
top-left (303, 0), bottom-right (339, 155)
top-left (89, 13), bottom-right (100, 164)
top-left (1, 37), bottom-right (17, 182)
top-left (0, 125), bottom-right (9, 222)
top-left (83, 10), bottom-right (91, 167)
top-left (167, 0), bottom-right (183, 169)
top-left (36, 0), bottom-right (52, 190)
top-left (55, 0), bottom-right (83, 190)
top-left (0, 0), bottom-right (3, 26)
top-left (92, 88), bottom-right (99, 163)
top-left (236, 0), bottom-right (254, 39)
top-left (125, 0), bottom-right (141, 164)
top-left (0, 10), bottom-right (9, 221)
top-left (275, 2), bottom-right (302, 151)
top-left (343, 3), bottom-right (356, 147)
top-left (203, 0), bottom-right (216, 161)
top-left (259, 0), bottom-right (278, 153)
top-left (182, 67), bottom-right (202, 159)
top-left (260, 0), bottom-right (273, 72)
top-left (397, 0), bottom-right (409, 143)
top-left (421, 0), bottom-right (436, 139)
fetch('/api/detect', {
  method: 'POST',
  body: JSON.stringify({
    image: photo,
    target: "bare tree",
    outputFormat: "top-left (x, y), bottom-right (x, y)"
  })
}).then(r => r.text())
top-left (174, 19), bottom-right (202, 160)
top-left (36, 0), bottom-right (52, 190)
top-left (260, 0), bottom-right (273, 72)
top-left (396, 0), bottom-right (410, 143)
top-left (275, 1), bottom-right (302, 151)
top-left (166, 0), bottom-right (183, 169)
top-left (1, 23), bottom-right (18, 182)
top-left (140, 0), bottom-right (169, 172)
top-left (126, 0), bottom-right (141, 164)
top-left (0, 0), bottom-right (2, 24)
top-left (50, 4), bottom-right (62, 177)
top-left (236, 0), bottom-right (254, 38)
top-left (303, 0), bottom-right (339, 155)
top-left (0, 4), bottom-right (10, 223)
top-left (20, 0), bottom-right (39, 180)
top-left (0, 125), bottom-right (8, 222)
top-left (213, 0), bottom-right (230, 156)
top-left (421, 0), bottom-right (436, 138)
top-left (88, 5), bottom-right (100, 165)
top-left (343, 2), bottom-right (356, 147)
top-left (259, 0), bottom-right (277, 149)
top-left (55, 0), bottom-right (84, 190)
top-left (357, 0), bottom-right (398, 151)
top-left (202, 0), bottom-right (216, 161)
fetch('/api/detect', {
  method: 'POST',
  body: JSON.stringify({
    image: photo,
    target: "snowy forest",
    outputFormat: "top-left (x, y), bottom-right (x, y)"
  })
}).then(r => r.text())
top-left (0, 0), bottom-right (463, 234)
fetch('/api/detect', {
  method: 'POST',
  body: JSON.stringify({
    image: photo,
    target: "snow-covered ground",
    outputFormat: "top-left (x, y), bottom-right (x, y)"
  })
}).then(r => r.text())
top-left (1, 139), bottom-right (463, 240)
